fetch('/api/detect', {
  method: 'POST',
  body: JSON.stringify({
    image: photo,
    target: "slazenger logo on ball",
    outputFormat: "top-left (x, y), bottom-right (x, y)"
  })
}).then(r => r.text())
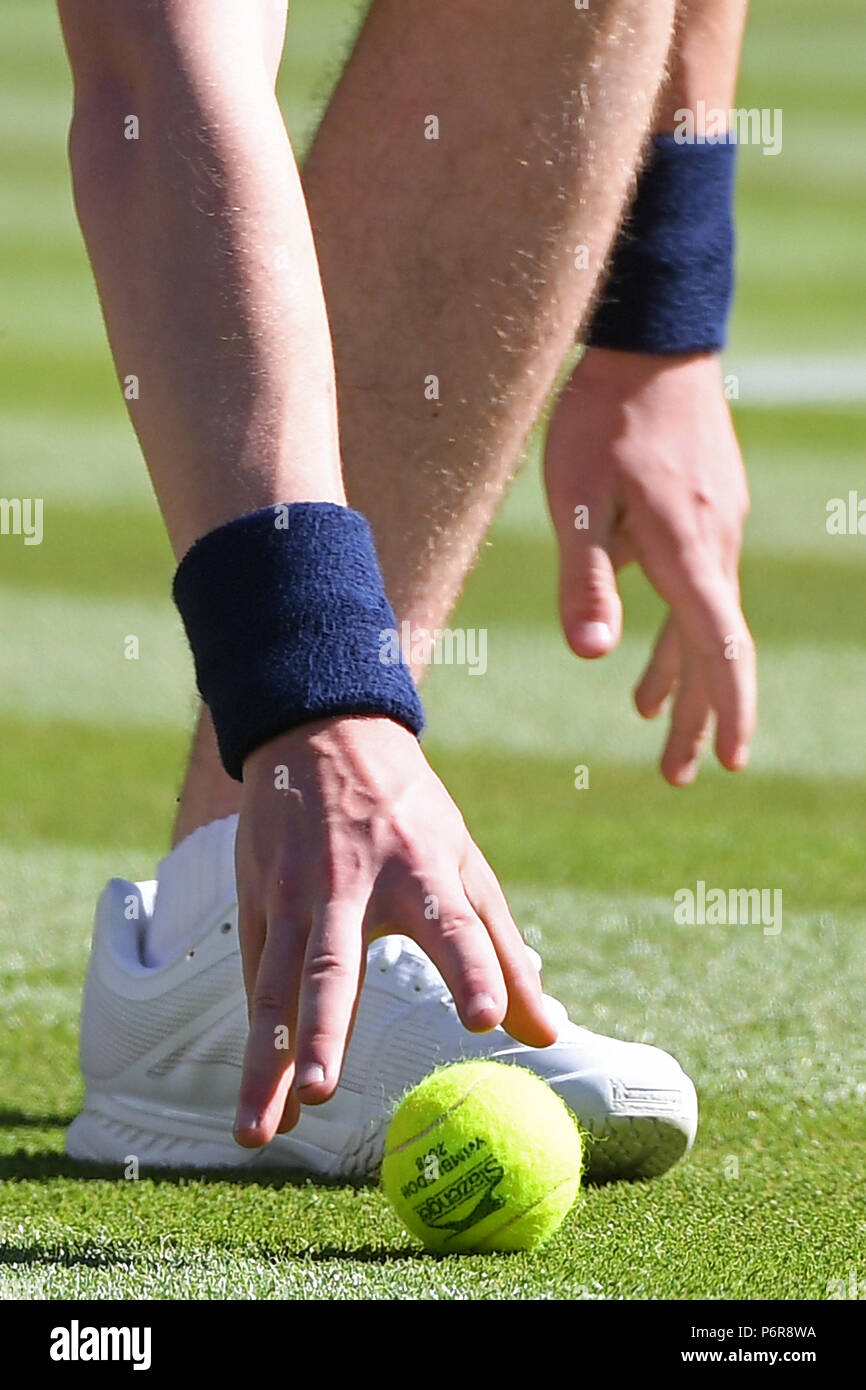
top-left (416, 1154), bottom-right (507, 1240)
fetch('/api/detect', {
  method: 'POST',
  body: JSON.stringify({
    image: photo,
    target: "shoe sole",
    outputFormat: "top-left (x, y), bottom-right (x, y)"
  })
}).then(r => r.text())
top-left (66, 1094), bottom-right (342, 1175)
top-left (583, 1112), bottom-right (693, 1181)
top-left (66, 1090), bottom-right (694, 1183)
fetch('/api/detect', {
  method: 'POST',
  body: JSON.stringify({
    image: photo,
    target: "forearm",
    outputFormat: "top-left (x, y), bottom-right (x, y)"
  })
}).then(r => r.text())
top-left (58, 0), bottom-right (344, 560)
top-left (585, 0), bottom-right (750, 360)
top-left (655, 0), bottom-right (749, 133)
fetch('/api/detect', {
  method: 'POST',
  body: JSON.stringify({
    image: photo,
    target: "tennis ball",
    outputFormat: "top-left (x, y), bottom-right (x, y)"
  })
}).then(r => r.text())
top-left (381, 1060), bottom-right (582, 1253)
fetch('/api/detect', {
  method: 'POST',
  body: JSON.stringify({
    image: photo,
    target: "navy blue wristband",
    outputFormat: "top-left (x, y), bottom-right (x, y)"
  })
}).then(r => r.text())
top-left (586, 134), bottom-right (737, 354)
top-left (173, 503), bottom-right (425, 781)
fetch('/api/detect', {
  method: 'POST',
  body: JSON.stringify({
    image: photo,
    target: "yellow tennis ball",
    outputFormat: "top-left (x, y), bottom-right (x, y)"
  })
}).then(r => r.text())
top-left (381, 1060), bottom-right (582, 1253)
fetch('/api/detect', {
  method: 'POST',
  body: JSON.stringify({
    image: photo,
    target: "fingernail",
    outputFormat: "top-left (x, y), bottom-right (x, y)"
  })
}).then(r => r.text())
top-left (730, 746), bottom-right (750, 770)
top-left (543, 995), bottom-right (566, 1033)
top-left (575, 621), bottom-right (612, 653)
top-left (233, 1107), bottom-right (260, 1136)
top-left (467, 993), bottom-right (497, 1020)
top-left (296, 1063), bottom-right (326, 1090)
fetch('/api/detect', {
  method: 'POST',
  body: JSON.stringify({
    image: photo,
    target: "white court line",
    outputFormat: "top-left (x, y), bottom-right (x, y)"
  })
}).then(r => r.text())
top-left (725, 356), bottom-right (866, 406)
top-left (0, 360), bottom-right (864, 512)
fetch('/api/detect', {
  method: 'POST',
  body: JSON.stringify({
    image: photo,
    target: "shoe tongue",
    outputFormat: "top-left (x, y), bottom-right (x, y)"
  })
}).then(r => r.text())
top-left (146, 815), bottom-right (238, 969)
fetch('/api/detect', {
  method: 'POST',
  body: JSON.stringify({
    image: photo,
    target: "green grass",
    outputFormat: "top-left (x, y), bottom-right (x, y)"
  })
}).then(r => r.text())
top-left (1, 0), bottom-right (864, 1300)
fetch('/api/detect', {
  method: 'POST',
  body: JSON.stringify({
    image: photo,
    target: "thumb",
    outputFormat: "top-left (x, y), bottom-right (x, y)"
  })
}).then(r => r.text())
top-left (557, 514), bottom-right (622, 658)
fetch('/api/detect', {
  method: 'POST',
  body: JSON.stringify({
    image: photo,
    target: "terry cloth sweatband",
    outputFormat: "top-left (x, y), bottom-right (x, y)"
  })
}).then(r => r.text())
top-left (586, 134), bottom-right (737, 354)
top-left (173, 503), bottom-right (425, 781)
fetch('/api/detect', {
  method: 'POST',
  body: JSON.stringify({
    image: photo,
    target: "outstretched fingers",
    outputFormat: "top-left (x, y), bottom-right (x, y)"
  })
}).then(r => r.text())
top-left (292, 893), bottom-right (368, 1105)
top-left (234, 900), bottom-right (307, 1147)
top-left (461, 848), bottom-right (558, 1048)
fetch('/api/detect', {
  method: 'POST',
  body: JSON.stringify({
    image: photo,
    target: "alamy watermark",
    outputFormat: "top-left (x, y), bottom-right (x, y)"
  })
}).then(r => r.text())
top-left (0, 497), bottom-right (42, 545)
top-left (827, 1270), bottom-right (865, 1300)
top-left (50, 1321), bottom-right (151, 1370)
top-left (379, 621), bottom-right (487, 676)
top-left (826, 491), bottom-right (866, 535)
top-left (674, 880), bottom-right (783, 936)
top-left (674, 102), bottom-right (783, 157)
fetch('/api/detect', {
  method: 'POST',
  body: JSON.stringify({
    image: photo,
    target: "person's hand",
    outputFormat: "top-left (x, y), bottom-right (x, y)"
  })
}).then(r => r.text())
top-left (233, 715), bottom-right (557, 1146)
top-left (544, 347), bottom-right (756, 786)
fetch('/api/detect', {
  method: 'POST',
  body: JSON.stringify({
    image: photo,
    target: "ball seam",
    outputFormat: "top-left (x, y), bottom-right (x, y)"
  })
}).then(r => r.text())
top-left (382, 1073), bottom-right (493, 1160)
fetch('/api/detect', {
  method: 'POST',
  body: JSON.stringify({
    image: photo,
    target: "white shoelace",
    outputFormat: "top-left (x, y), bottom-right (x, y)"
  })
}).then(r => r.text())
top-left (374, 935), bottom-right (447, 996)
top-left (372, 935), bottom-right (568, 1031)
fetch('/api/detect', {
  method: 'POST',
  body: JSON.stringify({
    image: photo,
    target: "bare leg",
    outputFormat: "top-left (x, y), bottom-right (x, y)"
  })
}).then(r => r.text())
top-left (172, 0), bottom-right (677, 846)
top-left (172, 707), bottom-right (239, 845)
top-left (310, 0), bottom-right (676, 627)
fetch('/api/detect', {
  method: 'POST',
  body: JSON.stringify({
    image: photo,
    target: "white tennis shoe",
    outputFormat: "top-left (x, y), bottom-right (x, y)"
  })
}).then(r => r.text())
top-left (67, 875), bottom-right (697, 1182)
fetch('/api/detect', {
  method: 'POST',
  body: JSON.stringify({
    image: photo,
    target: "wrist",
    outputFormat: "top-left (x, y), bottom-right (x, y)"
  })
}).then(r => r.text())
top-left (244, 712), bottom-right (414, 766)
top-left (173, 504), bottom-right (425, 782)
top-left (586, 136), bottom-right (737, 356)
top-left (580, 344), bottom-right (717, 373)
top-left (574, 345), bottom-right (722, 392)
